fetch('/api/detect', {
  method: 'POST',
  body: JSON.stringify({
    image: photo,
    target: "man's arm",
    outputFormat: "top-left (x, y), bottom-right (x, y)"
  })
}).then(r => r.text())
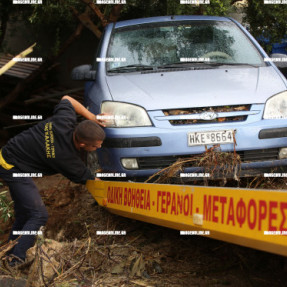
top-left (62, 95), bottom-right (106, 127)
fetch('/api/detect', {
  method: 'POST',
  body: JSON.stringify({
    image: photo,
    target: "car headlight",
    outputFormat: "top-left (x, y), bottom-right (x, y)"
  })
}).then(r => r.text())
top-left (263, 91), bottom-right (287, 119)
top-left (101, 102), bottom-right (152, 127)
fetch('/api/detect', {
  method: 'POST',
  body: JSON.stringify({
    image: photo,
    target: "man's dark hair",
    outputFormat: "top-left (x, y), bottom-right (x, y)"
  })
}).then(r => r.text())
top-left (75, 120), bottom-right (105, 143)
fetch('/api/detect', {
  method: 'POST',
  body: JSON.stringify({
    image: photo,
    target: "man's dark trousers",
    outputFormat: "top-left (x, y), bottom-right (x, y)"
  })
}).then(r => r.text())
top-left (0, 166), bottom-right (48, 260)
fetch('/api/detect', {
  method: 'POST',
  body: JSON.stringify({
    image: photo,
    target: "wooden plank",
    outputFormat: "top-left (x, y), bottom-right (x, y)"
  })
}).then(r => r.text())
top-left (0, 43), bottom-right (36, 76)
top-left (3, 70), bottom-right (28, 79)
top-left (0, 53), bottom-right (41, 79)
top-left (0, 59), bottom-right (42, 69)
top-left (4, 65), bottom-right (36, 74)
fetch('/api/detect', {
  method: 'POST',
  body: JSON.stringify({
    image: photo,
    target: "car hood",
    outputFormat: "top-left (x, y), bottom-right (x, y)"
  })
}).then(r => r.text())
top-left (105, 67), bottom-right (287, 110)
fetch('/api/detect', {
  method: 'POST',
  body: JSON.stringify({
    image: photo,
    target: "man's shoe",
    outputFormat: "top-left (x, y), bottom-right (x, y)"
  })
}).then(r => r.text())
top-left (2, 254), bottom-right (25, 271)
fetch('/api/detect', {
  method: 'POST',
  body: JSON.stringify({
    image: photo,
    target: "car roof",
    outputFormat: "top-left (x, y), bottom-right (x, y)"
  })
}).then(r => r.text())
top-left (114, 15), bottom-right (231, 28)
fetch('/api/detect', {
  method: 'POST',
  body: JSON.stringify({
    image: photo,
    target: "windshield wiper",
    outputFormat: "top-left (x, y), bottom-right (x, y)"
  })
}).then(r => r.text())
top-left (209, 62), bottom-right (260, 68)
top-left (157, 61), bottom-right (207, 69)
top-left (157, 61), bottom-right (260, 69)
top-left (107, 64), bottom-right (155, 73)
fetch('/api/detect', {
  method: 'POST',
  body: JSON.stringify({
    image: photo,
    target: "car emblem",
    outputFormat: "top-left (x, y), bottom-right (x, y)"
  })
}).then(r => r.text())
top-left (199, 111), bottom-right (218, 120)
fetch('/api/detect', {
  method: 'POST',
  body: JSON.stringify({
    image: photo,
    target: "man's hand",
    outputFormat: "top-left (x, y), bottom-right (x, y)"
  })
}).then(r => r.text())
top-left (95, 177), bottom-right (102, 181)
top-left (95, 113), bottom-right (114, 127)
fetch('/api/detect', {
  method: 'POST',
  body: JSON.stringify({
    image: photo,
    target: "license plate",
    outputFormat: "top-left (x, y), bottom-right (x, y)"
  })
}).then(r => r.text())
top-left (188, 130), bottom-right (234, 146)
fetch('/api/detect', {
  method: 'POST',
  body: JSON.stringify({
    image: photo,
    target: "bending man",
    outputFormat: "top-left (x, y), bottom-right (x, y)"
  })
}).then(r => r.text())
top-left (0, 95), bottom-right (105, 266)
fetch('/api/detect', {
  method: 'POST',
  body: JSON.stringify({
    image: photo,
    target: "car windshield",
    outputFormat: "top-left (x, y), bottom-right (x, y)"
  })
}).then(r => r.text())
top-left (106, 20), bottom-right (265, 72)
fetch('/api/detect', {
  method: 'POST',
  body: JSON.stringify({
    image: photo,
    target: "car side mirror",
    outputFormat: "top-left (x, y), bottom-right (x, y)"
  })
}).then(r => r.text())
top-left (71, 65), bottom-right (96, 80)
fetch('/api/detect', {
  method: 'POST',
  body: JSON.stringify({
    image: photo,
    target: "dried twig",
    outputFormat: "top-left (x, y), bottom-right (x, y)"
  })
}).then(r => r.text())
top-left (51, 237), bottom-right (91, 285)
top-left (0, 237), bottom-right (20, 258)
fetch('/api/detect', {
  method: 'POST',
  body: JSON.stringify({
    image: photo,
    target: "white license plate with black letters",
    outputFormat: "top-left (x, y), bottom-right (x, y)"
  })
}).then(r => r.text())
top-left (188, 130), bottom-right (234, 146)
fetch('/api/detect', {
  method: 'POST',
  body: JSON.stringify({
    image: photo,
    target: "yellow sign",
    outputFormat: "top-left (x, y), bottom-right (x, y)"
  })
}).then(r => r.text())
top-left (87, 180), bottom-right (287, 256)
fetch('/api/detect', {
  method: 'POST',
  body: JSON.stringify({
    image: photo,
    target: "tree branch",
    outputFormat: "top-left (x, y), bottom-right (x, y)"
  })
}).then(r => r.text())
top-left (80, 0), bottom-right (107, 26)
top-left (71, 6), bottom-right (102, 38)
top-left (108, 4), bottom-right (123, 23)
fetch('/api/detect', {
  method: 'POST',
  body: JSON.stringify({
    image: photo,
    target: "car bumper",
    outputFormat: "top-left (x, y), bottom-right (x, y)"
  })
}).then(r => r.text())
top-left (97, 118), bottom-right (287, 178)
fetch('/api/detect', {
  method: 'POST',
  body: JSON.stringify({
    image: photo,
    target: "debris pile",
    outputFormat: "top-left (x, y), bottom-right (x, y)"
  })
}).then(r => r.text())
top-left (145, 145), bottom-right (241, 184)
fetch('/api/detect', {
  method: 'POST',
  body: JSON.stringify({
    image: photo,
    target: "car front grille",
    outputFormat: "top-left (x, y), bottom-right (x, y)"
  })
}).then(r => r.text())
top-left (137, 148), bottom-right (279, 169)
top-left (162, 104), bottom-right (251, 125)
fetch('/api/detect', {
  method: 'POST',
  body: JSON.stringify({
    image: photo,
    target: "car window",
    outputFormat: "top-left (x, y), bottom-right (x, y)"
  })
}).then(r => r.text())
top-left (106, 21), bottom-right (265, 70)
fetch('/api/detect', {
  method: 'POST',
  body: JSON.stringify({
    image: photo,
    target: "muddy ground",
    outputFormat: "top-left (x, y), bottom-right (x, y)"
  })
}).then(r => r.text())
top-left (0, 175), bottom-right (287, 287)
